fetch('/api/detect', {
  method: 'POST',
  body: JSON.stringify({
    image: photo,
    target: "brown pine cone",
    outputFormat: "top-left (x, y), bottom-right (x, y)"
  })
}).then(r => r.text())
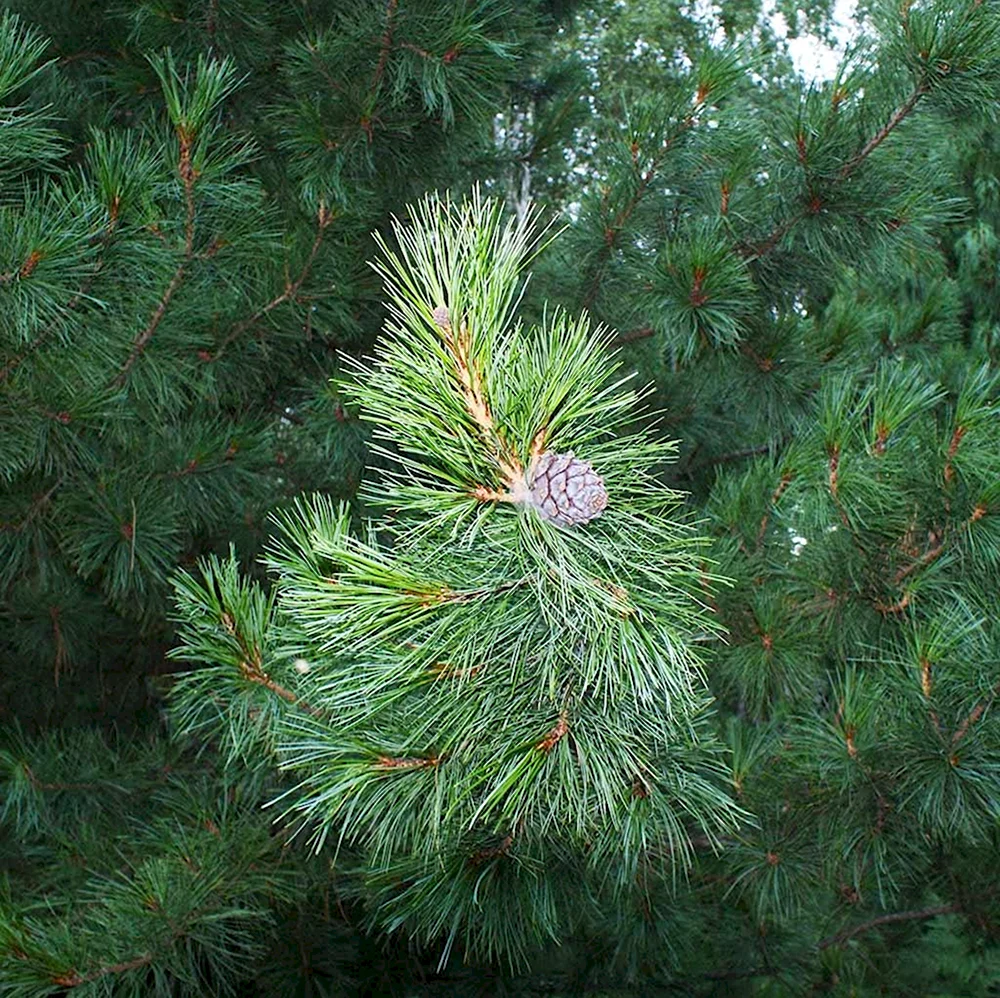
top-left (528, 451), bottom-right (608, 527)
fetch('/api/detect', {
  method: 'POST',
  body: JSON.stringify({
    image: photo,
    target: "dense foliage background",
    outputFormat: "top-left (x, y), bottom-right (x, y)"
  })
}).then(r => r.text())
top-left (3, 0), bottom-right (1000, 994)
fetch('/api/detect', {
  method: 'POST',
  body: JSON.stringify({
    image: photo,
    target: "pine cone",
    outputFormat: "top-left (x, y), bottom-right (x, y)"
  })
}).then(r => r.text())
top-left (528, 451), bottom-right (608, 527)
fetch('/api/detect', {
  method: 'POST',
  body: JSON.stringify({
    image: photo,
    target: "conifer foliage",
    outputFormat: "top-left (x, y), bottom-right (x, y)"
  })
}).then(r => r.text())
top-left (171, 191), bottom-right (744, 968)
top-left (5, 0), bottom-right (1000, 993)
top-left (0, 0), bottom-right (528, 724)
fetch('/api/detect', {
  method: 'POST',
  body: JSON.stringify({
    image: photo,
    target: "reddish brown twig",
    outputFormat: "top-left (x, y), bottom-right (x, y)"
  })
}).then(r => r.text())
top-left (952, 680), bottom-right (1000, 746)
top-left (943, 425), bottom-right (966, 485)
top-left (894, 539), bottom-right (945, 584)
top-left (469, 834), bottom-right (513, 866)
top-left (21, 763), bottom-right (101, 793)
top-left (112, 263), bottom-right (187, 385)
top-left (399, 41), bottom-right (435, 59)
top-left (893, 505), bottom-right (985, 583)
top-left (113, 132), bottom-right (198, 386)
top-left (838, 86), bottom-right (927, 181)
top-left (206, 0), bottom-right (218, 40)
top-left (432, 309), bottom-right (524, 490)
top-left (372, 0), bottom-right (399, 91)
top-left (873, 591), bottom-right (910, 615)
top-left (53, 953), bottom-right (155, 987)
top-left (375, 754), bottom-right (440, 770)
top-left (613, 325), bottom-right (655, 345)
top-left (219, 612), bottom-right (325, 718)
top-left (828, 445), bottom-right (849, 528)
top-left (0, 478), bottom-right (63, 534)
top-left (737, 214), bottom-right (804, 261)
top-left (757, 470), bottom-right (793, 547)
top-left (818, 903), bottom-right (959, 949)
top-left (211, 206), bottom-right (333, 360)
top-left (738, 85), bottom-right (927, 263)
top-left (50, 606), bottom-right (68, 688)
top-left (536, 712), bottom-right (569, 753)
top-left (919, 656), bottom-right (933, 698)
top-left (584, 98), bottom-right (708, 308)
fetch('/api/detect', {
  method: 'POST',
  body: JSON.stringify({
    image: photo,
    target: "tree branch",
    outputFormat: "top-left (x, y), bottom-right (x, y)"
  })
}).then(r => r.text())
top-left (112, 132), bottom-right (198, 387)
top-left (210, 205), bottom-right (332, 361)
top-left (0, 477), bottom-right (63, 533)
top-left (22, 763), bottom-right (103, 793)
top-left (757, 470), bottom-right (794, 547)
top-left (818, 903), bottom-right (960, 949)
top-left (738, 84), bottom-right (927, 262)
top-left (736, 213), bottom-right (804, 261)
top-left (219, 612), bottom-right (325, 719)
top-left (53, 953), bottom-right (154, 988)
top-left (838, 85), bottom-right (927, 181)
top-left (372, 0), bottom-right (399, 91)
top-left (952, 679), bottom-right (1000, 746)
top-left (583, 99), bottom-right (707, 309)
top-left (612, 325), bottom-right (655, 346)
top-left (431, 307), bottom-right (524, 489)
top-left (893, 539), bottom-right (945, 583)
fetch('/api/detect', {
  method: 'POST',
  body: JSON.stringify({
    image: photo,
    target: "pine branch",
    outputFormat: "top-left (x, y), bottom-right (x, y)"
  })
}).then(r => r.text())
top-left (218, 611), bottom-right (325, 719)
top-left (583, 98), bottom-right (707, 308)
top-left (0, 476), bottom-right (62, 533)
top-left (50, 605), bottom-right (68, 688)
top-left (210, 205), bottom-right (332, 361)
top-left (112, 132), bottom-right (197, 386)
top-left (817, 903), bottom-right (960, 949)
top-left (737, 214), bottom-right (804, 261)
top-left (893, 537), bottom-right (945, 583)
top-left (952, 680), bottom-right (1000, 745)
top-left (0, 219), bottom-right (113, 383)
top-left (431, 307), bottom-right (525, 493)
top-left (943, 425), bottom-right (966, 481)
top-left (893, 503), bottom-right (985, 584)
top-left (827, 444), bottom-right (850, 528)
top-left (612, 325), bottom-right (655, 346)
top-left (372, 0), bottom-right (399, 91)
top-left (757, 470), bottom-right (794, 547)
top-left (53, 953), bottom-right (154, 988)
top-left (21, 762), bottom-right (103, 793)
top-left (873, 591), bottom-right (911, 615)
top-left (375, 754), bottom-right (440, 770)
top-left (1, 307), bottom-right (71, 383)
top-left (205, 0), bottom-right (219, 42)
top-left (535, 712), bottom-right (569, 753)
top-left (740, 83), bottom-right (928, 260)
top-left (838, 85), bottom-right (928, 181)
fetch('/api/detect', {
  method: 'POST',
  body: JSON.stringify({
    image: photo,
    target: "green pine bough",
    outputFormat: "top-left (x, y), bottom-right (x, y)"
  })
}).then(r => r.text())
top-left (171, 191), bottom-right (746, 967)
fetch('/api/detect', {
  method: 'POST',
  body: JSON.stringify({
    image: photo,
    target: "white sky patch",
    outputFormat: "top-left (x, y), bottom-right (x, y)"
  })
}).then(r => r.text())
top-left (691, 0), bottom-right (859, 83)
top-left (784, 0), bottom-right (859, 82)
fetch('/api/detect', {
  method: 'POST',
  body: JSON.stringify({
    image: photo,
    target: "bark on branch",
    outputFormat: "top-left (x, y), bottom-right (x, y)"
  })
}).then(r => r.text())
top-left (818, 903), bottom-right (959, 949)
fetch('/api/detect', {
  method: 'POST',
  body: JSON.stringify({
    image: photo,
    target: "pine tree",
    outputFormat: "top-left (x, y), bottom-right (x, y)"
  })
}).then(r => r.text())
top-left (0, 0), bottom-right (536, 726)
top-left (522, 0), bottom-right (1000, 989)
top-left (5, 0), bottom-right (1000, 994)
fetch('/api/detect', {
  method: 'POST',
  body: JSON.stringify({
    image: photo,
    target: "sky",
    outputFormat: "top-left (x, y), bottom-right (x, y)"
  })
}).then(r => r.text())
top-left (782, 0), bottom-right (860, 81)
top-left (690, 0), bottom-right (861, 82)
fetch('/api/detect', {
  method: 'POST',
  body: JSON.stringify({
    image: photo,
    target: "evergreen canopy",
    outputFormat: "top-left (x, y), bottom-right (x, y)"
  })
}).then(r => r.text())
top-left (3, 0), bottom-right (1000, 994)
